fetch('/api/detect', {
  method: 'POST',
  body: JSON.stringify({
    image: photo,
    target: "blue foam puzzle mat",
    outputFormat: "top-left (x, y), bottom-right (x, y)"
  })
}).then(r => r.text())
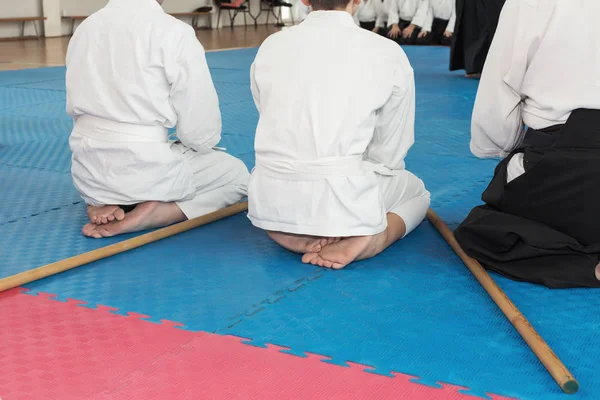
top-left (0, 136), bottom-right (71, 173)
top-left (9, 79), bottom-right (67, 92)
top-left (206, 48), bottom-right (258, 70)
top-left (223, 219), bottom-right (600, 400)
top-left (0, 66), bottom-right (65, 87)
top-left (211, 68), bottom-right (251, 83)
top-left (0, 87), bottom-right (66, 110)
top-left (218, 133), bottom-right (255, 157)
top-left (0, 101), bottom-right (68, 120)
top-left (0, 204), bottom-right (143, 279)
top-left (214, 81), bottom-right (253, 105)
top-left (1, 46), bottom-right (599, 400)
top-left (0, 115), bottom-right (71, 145)
top-left (221, 100), bottom-right (258, 136)
top-left (0, 165), bottom-right (81, 225)
top-left (22, 213), bottom-right (325, 333)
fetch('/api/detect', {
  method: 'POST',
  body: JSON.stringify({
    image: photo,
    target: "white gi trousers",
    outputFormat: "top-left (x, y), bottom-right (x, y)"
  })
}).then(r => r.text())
top-left (69, 115), bottom-right (249, 219)
top-left (248, 155), bottom-right (430, 238)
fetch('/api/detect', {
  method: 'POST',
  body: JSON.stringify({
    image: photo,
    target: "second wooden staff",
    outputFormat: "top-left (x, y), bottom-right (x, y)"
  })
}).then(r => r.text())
top-left (426, 208), bottom-right (578, 394)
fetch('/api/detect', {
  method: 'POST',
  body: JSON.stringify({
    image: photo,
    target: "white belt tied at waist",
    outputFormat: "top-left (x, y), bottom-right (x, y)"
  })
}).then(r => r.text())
top-left (73, 114), bottom-right (168, 143)
top-left (254, 155), bottom-right (401, 181)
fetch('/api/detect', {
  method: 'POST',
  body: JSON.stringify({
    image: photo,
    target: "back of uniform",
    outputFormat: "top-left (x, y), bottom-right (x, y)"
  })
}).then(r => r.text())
top-left (248, 10), bottom-right (430, 239)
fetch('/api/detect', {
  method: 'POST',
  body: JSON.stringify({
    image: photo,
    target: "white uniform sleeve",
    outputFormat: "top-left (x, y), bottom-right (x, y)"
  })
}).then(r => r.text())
top-left (411, 0), bottom-right (430, 27)
top-left (446, 0), bottom-right (456, 33)
top-left (353, 5), bottom-right (361, 25)
top-left (376, 0), bottom-right (388, 27)
top-left (470, 0), bottom-right (527, 158)
top-left (388, 0), bottom-right (401, 25)
top-left (250, 62), bottom-right (260, 110)
top-left (164, 27), bottom-right (222, 154)
top-left (421, 6), bottom-right (434, 32)
top-left (365, 67), bottom-right (416, 169)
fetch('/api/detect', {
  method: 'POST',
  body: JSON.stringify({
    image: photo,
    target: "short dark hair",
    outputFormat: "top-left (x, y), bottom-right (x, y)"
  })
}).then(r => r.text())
top-left (309, 0), bottom-right (352, 11)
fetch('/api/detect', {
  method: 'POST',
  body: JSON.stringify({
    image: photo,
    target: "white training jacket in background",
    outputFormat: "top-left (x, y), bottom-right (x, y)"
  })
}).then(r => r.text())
top-left (470, 0), bottom-right (600, 158)
top-left (248, 11), bottom-right (417, 236)
top-left (387, 0), bottom-right (429, 27)
top-left (421, 0), bottom-right (456, 33)
top-left (353, 0), bottom-right (388, 28)
top-left (66, 0), bottom-right (222, 206)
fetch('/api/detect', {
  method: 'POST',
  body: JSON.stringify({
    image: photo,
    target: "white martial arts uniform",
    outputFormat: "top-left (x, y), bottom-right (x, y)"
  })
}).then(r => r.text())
top-left (66, 0), bottom-right (249, 218)
top-left (388, 0), bottom-right (429, 27)
top-left (470, 0), bottom-right (600, 180)
top-left (353, 0), bottom-right (389, 29)
top-left (421, 0), bottom-right (455, 33)
top-left (248, 11), bottom-right (430, 237)
top-left (298, 2), bottom-right (311, 21)
top-left (354, 0), bottom-right (381, 24)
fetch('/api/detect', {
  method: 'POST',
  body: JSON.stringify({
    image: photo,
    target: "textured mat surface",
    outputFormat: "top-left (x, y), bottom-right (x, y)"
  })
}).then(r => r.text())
top-left (0, 46), bottom-right (598, 400)
top-left (2, 288), bottom-right (494, 400)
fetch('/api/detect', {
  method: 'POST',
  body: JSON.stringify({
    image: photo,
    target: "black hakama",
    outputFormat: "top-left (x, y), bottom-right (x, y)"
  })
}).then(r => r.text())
top-left (455, 109), bottom-right (600, 289)
top-left (449, 0), bottom-right (505, 74)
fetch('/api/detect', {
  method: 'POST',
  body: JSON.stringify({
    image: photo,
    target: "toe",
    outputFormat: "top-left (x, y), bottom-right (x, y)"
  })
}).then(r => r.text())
top-left (107, 214), bottom-right (115, 222)
top-left (97, 228), bottom-right (115, 238)
top-left (302, 252), bottom-right (319, 264)
top-left (114, 208), bottom-right (126, 221)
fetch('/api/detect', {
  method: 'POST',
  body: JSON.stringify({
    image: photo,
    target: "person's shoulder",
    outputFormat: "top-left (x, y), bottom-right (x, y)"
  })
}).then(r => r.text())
top-left (359, 30), bottom-right (412, 71)
top-left (254, 25), bottom-right (300, 58)
top-left (159, 12), bottom-right (197, 36)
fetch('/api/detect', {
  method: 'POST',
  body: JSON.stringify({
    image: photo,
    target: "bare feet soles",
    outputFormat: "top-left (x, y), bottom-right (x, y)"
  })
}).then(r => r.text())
top-left (267, 231), bottom-right (340, 254)
top-left (87, 205), bottom-right (125, 225)
top-left (82, 201), bottom-right (186, 238)
top-left (302, 235), bottom-right (383, 269)
top-left (301, 213), bottom-right (407, 269)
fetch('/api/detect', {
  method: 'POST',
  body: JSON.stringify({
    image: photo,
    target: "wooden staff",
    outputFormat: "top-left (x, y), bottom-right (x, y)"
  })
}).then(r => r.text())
top-left (426, 208), bottom-right (579, 394)
top-left (0, 201), bottom-right (248, 294)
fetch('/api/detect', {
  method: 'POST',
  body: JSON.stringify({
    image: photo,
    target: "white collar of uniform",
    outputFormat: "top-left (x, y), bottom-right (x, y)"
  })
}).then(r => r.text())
top-left (107, 0), bottom-right (164, 11)
top-left (302, 10), bottom-right (358, 28)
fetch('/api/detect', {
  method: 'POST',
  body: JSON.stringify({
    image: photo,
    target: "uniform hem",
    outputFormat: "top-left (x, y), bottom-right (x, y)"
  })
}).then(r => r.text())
top-left (247, 215), bottom-right (387, 237)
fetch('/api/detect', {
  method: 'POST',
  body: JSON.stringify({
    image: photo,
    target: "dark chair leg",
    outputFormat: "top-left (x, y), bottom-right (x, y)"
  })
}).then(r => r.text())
top-left (33, 21), bottom-right (40, 39)
top-left (217, 9), bottom-right (222, 29)
top-left (243, 11), bottom-right (247, 26)
top-left (21, 21), bottom-right (25, 37)
top-left (229, 10), bottom-right (236, 28)
top-left (266, 6), bottom-right (271, 25)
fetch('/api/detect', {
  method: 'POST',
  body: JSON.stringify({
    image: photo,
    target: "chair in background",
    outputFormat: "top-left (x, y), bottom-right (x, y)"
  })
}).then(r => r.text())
top-left (216, 0), bottom-right (250, 28)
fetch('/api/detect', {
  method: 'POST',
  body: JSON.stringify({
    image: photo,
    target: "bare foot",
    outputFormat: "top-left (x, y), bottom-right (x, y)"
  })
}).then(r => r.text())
top-left (87, 205), bottom-right (125, 225)
top-left (301, 213), bottom-right (408, 269)
top-left (82, 201), bottom-right (186, 238)
top-left (595, 263), bottom-right (600, 281)
top-left (301, 235), bottom-right (379, 269)
top-left (267, 231), bottom-right (341, 254)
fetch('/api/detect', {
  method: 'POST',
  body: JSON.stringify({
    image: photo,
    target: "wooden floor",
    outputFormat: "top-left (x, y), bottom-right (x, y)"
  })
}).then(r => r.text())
top-left (0, 25), bottom-right (282, 72)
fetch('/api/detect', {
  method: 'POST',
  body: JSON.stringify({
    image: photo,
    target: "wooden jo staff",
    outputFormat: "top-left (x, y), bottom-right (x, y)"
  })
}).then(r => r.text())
top-left (426, 208), bottom-right (579, 394)
top-left (0, 201), bottom-right (248, 294)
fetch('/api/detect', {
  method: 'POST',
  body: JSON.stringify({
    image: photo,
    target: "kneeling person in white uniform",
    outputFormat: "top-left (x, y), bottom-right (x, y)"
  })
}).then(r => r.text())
top-left (66, 0), bottom-right (249, 238)
top-left (247, 2), bottom-right (431, 269)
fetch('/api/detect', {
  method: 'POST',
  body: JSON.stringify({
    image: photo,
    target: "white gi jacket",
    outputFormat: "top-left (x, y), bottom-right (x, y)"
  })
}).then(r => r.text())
top-left (248, 11), bottom-right (416, 237)
top-left (421, 0), bottom-right (456, 33)
top-left (66, 0), bottom-right (221, 206)
top-left (353, 0), bottom-right (390, 28)
top-left (470, 0), bottom-right (600, 158)
top-left (388, 0), bottom-right (429, 27)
